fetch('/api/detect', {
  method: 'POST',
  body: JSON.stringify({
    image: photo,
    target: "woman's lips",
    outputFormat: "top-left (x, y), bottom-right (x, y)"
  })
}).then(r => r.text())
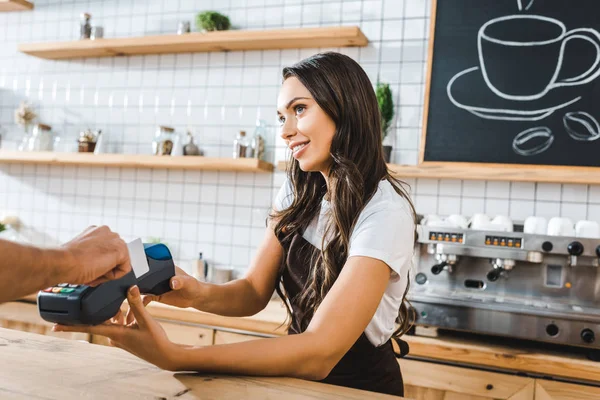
top-left (292, 142), bottom-right (309, 159)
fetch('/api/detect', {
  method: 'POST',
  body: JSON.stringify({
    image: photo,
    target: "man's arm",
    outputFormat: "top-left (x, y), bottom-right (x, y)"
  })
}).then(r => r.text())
top-left (0, 226), bottom-right (131, 303)
top-left (0, 241), bottom-right (70, 303)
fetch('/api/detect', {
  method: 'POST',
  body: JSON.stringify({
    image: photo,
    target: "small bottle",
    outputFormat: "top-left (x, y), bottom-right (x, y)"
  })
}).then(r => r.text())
top-left (233, 130), bottom-right (249, 158)
top-left (248, 119), bottom-right (266, 159)
top-left (93, 130), bottom-right (104, 154)
top-left (80, 13), bottom-right (92, 39)
top-left (194, 252), bottom-right (209, 281)
top-left (183, 131), bottom-right (202, 156)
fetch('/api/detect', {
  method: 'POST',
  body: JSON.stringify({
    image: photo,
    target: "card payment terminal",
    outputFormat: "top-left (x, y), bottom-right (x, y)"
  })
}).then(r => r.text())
top-left (38, 242), bottom-right (175, 325)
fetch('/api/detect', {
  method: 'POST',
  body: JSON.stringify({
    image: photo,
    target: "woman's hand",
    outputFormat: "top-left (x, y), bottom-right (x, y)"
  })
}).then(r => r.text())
top-left (146, 266), bottom-right (206, 309)
top-left (53, 285), bottom-right (181, 371)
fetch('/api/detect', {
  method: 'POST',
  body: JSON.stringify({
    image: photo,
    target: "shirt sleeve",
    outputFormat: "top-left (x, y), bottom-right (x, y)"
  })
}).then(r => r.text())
top-left (273, 178), bottom-right (294, 212)
top-left (348, 202), bottom-right (415, 276)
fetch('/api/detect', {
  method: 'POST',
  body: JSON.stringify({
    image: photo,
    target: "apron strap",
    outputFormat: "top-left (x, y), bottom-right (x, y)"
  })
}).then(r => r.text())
top-left (391, 337), bottom-right (410, 358)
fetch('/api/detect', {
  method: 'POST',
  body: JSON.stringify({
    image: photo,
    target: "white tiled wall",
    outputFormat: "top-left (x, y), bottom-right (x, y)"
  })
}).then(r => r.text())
top-left (0, 0), bottom-right (597, 274)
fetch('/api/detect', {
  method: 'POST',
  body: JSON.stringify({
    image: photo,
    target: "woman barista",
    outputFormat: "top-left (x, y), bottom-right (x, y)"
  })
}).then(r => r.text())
top-left (55, 52), bottom-right (416, 397)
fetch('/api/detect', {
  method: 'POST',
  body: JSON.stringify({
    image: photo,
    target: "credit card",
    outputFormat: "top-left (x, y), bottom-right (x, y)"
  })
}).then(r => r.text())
top-left (127, 238), bottom-right (150, 278)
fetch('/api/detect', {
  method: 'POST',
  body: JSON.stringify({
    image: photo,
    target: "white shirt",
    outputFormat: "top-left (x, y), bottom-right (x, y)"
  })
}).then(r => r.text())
top-left (274, 178), bottom-right (415, 346)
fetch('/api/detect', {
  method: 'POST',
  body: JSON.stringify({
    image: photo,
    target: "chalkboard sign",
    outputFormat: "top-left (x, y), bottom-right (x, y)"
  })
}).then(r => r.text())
top-left (421, 0), bottom-right (600, 167)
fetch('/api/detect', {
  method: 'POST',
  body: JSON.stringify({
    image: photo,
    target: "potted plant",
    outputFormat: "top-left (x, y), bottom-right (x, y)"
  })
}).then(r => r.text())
top-left (376, 82), bottom-right (394, 163)
top-left (196, 11), bottom-right (231, 32)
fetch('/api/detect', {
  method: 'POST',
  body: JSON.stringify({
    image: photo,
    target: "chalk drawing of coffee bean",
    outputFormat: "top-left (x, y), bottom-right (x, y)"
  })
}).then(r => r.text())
top-left (512, 127), bottom-right (554, 156)
top-left (563, 111), bottom-right (600, 141)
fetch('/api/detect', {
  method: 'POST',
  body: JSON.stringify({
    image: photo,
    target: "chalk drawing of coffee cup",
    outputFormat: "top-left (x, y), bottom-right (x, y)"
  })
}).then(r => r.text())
top-left (479, 15), bottom-right (600, 101)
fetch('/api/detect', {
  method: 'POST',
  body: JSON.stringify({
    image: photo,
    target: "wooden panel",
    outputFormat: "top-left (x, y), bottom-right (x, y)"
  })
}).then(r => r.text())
top-left (400, 359), bottom-right (534, 399)
top-left (277, 160), bottom-right (600, 185)
top-left (0, 328), bottom-right (400, 399)
top-left (403, 335), bottom-right (600, 384)
top-left (18, 27), bottom-right (368, 60)
top-left (405, 380), bottom-right (535, 400)
top-left (0, 302), bottom-right (89, 342)
top-left (535, 380), bottom-right (600, 400)
top-left (404, 386), bottom-right (492, 400)
top-left (0, 0), bottom-right (33, 11)
top-left (160, 322), bottom-right (213, 346)
top-left (0, 151), bottom-right (274, 172)
top-left (214, 330), bottom-right (265, 345)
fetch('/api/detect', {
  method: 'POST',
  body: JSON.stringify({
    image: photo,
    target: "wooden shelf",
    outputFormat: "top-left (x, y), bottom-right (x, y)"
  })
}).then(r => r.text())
top-left (18, 26), bottom-right (368, 60)
top-left (0, 151), bottom-right (274, 172)
top-left (0, 0), bottom-right (33, 11)
top-left (276, 161), bottom-right (600, 184)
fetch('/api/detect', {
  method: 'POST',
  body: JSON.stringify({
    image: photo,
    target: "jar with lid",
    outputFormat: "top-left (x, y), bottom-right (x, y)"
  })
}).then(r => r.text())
top-left (153, 125), bottom-right (176, 156)
top-left (247, 119), bottom-right (266, 159)
top-left (27, 123), bottom-right (54, 152)
top-left (233, 130), bottom-right (249, 158)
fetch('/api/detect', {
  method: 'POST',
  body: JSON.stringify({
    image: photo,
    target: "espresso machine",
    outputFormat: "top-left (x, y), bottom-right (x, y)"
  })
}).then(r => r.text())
top-left (409, 221), bottom-right (600, 350)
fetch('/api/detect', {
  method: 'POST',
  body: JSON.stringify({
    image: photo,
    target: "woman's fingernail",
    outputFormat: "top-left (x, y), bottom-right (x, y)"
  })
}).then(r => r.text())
top-left (130, 285), bottom-right (140, 296)
top-left (171, 279), bottom-right (179, 289)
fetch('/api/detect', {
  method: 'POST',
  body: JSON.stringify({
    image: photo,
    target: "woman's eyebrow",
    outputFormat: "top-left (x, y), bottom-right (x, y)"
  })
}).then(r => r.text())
top-left (285, 96), bottom-right (310, 109)
top-left (277, 96), bottom-right (310, 115)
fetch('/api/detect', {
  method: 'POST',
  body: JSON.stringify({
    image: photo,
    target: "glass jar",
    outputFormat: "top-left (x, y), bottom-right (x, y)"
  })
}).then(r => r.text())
top-left (233, 130), bottom-right (249, 158)
top-left (27, 123), bottom-right (54, 152)
top-left (153, 125), bottom-right (176, 155)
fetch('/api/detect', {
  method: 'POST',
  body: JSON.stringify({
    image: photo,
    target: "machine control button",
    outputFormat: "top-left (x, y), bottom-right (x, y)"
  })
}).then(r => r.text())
top-left (546, 323), bottom-right (559, 337)
top-left (581, 328), bottom-right (595, 344)
top-left (415, 273), bottom-right (427, 285)
top-left (542, 241), bottom-right (553, 252)
top-left (567, 241), bottom-right (584, 256)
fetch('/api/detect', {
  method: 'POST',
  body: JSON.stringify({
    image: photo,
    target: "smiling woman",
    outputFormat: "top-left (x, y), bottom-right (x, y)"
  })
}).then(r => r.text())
top-left (276, 83), bottom-right (336, 172)
top-left (55, 52), bottom-right (417, 398)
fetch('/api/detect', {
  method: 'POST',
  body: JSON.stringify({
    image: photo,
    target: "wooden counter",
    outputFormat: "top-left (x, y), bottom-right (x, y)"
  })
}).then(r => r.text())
top-left (141, 301), bottom-right (600, 384)
top-left (15, 296), bottom-right (600, 385)
top-left (0, 328), bottom-right (401, 399)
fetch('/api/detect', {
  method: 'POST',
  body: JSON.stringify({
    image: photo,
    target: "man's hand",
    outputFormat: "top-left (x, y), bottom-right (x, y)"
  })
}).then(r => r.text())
top-left (59, 226), bottom-right (131, 286)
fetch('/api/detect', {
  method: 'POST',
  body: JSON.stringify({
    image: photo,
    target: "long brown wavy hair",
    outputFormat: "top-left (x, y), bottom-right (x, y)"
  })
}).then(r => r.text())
top-left (271, 52), bottom-right (417, 340)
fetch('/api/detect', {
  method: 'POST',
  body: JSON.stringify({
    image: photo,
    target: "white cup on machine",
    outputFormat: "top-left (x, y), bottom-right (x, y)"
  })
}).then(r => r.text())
top-left (575, 220), bottom-right (600, 239)
top-left (446, 214), bottom-right (469, 229)
top-left (547, 217), bottom-right (575, 236)
top-left (421, 214), bottom-right (442, 226)
top-left (469, 213), bottom-right (491, 230)
top-left (421, 214), bottom-right (453, 228)
top-left (490, 215), bottom-right (514, 232)
top-left (523, 216), bottom-right (548, 235)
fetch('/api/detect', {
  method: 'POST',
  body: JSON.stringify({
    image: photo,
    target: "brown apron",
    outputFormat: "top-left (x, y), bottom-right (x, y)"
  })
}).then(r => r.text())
top-left (281, 233), bottom-right (408, 397)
